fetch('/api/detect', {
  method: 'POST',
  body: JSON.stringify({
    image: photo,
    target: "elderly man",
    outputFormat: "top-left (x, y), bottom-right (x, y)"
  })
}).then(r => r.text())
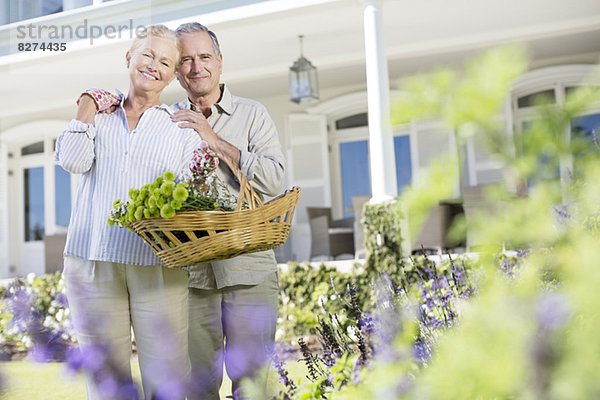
top-left (170, 22), bottom-right (285, 399)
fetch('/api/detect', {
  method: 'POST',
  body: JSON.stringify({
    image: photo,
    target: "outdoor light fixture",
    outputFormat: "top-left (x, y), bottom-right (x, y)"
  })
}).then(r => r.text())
top-left (289, 35), bottom-right (319, 104)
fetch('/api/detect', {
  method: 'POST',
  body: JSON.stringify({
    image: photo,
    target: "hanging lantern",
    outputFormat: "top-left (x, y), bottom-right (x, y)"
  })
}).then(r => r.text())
top-left (289, 35), bottom-right (319, 104)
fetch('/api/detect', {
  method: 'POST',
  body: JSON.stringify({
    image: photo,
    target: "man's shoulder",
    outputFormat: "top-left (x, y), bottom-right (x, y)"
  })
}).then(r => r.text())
top-left (229, 92), bottom-right (269, 115)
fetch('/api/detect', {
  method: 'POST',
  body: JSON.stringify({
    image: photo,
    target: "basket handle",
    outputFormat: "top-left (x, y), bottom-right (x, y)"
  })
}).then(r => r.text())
top-left (210, 151), bottom-right (263, 211)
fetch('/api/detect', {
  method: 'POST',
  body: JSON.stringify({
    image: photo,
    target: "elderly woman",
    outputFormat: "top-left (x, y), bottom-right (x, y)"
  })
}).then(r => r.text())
top-left (55, 25), bottom-right (203, 399)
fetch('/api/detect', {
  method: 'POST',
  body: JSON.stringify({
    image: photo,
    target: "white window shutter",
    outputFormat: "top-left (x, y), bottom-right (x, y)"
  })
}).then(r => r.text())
top-left (285, 113), bottom-right (329, 261)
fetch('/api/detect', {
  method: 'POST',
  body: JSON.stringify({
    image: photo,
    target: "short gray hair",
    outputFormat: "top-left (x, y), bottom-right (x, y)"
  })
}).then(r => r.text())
top-left (175, 22), bottom-right (221, 57)
top-left (130, 24), bottom-right (181, 58)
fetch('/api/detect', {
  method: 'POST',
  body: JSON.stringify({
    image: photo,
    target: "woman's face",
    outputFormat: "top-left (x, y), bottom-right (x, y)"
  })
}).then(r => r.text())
top-left (126, 35), bottom-right (179, 93)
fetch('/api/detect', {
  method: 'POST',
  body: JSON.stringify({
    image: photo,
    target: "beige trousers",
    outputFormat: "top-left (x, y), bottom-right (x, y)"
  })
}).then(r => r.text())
top-left (63, 255), bottom-right (191, 400)
top-left (187, 272), bottom-right (279, 400)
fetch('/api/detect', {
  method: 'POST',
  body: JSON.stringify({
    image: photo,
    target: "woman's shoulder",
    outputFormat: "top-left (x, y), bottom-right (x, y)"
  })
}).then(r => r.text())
top-left (93, 109), bottom-right (122, 127)
top-left (145, 107), bottom-right (197, 137)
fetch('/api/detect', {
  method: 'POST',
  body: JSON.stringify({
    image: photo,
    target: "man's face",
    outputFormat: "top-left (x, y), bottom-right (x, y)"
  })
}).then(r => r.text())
top-left (177, 31), bottom-right (223, 100)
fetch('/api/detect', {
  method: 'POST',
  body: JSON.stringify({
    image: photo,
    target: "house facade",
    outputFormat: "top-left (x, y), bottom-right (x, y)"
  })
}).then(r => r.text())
top-left (1, 0), bottom-right (599, 278)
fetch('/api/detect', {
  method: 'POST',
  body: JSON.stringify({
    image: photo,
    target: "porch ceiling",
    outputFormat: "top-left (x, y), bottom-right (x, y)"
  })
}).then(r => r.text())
top-left (1, 0), bottom-right (599, 126)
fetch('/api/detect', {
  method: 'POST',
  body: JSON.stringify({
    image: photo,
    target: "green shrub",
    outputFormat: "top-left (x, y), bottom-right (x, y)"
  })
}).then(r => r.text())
top-left (257, 47), bottom-right (600, 400)
top-left (278, 262), bottom-right (356, 341)
top-left (362, 199), bottom-right (404, 275)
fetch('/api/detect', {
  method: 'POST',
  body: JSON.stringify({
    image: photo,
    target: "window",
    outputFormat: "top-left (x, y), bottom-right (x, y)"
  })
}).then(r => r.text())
top-left (516, 89), bottom-right (556, 108)
top-left (7, 0), bottom-right (64, 24)
top-left (518, 120), bottom-right (560, 187)
top-left (337, 135), bottom-right (412, 217)
top-left (2, 0), bottom-right (121, 25)
top-left (41, 0), bottom-right (63, 14)
top-left (512, 68), bottom-right (600, 189)
top-left (339, 140), bottom-right (370, 217)
top-left (571, 113), bottom-right (600, 176)
top-left (335, 113), bottom-right (368, 130)
top-left (21, 141), bottom-right (44, 156)
top-left (468, 132), bottom-right (504, 185)
top-left (24, 167), bottom-right (45, 241)
top-left (394, 135), bottom-right (412, 193)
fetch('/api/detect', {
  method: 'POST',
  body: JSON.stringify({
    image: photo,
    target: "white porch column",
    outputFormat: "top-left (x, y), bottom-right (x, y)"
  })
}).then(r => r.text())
top-left (362, 0), bottom-right (397, 203)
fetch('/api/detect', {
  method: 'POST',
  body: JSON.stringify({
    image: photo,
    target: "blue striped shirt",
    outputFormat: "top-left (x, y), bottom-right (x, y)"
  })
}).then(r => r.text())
top-left (55, 102), bottom-right (204, 266)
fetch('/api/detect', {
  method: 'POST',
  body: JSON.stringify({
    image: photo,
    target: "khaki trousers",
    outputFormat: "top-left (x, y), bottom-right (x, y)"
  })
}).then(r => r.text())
top-left (187, 272), bottom-right (278, 400)
top-left (63, 255), bottom-right (191, 400)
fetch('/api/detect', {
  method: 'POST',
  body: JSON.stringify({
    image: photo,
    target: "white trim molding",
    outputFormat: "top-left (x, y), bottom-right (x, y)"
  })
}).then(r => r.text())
top-left (512, 64), bottom-right (600, 96)
top-left (306, 89), bottom-right (402, 120)
top-left (1, 119), bottom-right (68, 145)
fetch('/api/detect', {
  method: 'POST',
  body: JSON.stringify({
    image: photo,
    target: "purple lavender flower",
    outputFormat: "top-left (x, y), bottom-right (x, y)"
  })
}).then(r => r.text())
top-left (496, 249), bottom-right (530, 283)
top-left (272, 353), bottom-right (297, 395)
top-left (146, 317), bottom-right (192, 400)
top-left (116, 382), bottom-right (140, 399)
top-left (344, 283), bottom-right (374, 365)
top-left (413, 340), bottom-right (432, 364)
top-left (5, 285), bottom-right (34, 333)
top-left (535, 291), bottom-right (571, 331)
top-left (4, 283), bottom-right (71, 362)
top-left (154, 378), bottom-right (188, 400)
top-left (66, 344), bottom-right (109, 374)
top-left (55, 292), bottom-right (69, 307)
top-left (530, 291), bottom-right (570, 399)
top-left (553, 203), bottom-right (573, 227)
top-left (298, 336), bottom-right (322, 382)
top-left (369, 278), bottom-right (405, 362)
top-left (97, 376), bottom-right (120, 398)
top-left (351, 356), bottom-right (362, 386)
top-left (65, 343), bottom-right (140, 400)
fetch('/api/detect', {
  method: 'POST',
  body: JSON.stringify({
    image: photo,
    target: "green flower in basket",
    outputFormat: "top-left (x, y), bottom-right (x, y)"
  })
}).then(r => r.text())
top-left (108, 146), bottom-right (237, 230)
top-left (107, 143), bottom-right (299, 268)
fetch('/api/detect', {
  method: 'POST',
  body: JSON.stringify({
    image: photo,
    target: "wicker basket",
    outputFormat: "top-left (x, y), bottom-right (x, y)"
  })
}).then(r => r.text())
top-left (129, 152), bottom-right (300, 268)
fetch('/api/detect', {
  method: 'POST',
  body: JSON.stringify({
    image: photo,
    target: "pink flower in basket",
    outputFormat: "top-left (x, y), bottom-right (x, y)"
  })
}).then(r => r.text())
top-left (189, 145), bottom-right (219, 186)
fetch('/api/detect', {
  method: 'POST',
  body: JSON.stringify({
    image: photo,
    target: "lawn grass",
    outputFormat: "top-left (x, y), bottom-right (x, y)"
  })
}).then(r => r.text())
top-left (0, 356), bottom-right (306, 399)
top-left (0, 360), bottom-right (88, 399)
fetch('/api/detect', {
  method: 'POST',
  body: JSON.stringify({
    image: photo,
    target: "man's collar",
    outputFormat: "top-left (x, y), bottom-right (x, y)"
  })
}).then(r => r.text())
top-left (217, 84), bottom-right (233, 115)
top-left (187, 84), bottom-right (233, 115)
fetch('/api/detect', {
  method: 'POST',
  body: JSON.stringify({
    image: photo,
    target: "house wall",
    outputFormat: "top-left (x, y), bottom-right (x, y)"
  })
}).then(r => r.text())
top-left (5, 60), bottom-right (600, 275)
top-left (1, 0), bottom-right (599, 275)
top-left (1, 120), bottom-right (72, 277)
top-left (2, 60), bottom-right (600, 275)
top-left (0, 142), bottom-right (9, 277)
